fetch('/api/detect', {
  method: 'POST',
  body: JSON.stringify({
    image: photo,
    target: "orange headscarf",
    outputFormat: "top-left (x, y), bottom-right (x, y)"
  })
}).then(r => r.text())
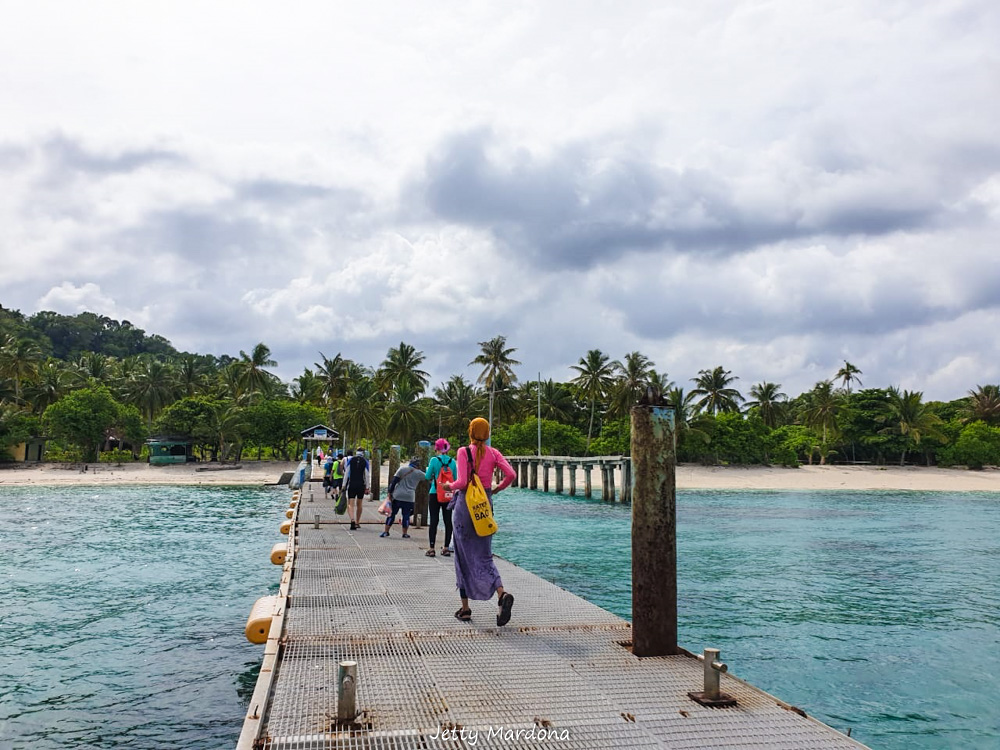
top-left (468, 417), bottom-right (490, 472)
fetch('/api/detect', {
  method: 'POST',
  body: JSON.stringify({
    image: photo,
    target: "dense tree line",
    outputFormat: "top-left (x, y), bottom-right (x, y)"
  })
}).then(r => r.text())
top-left (2, 307), bottom-right (999, 468)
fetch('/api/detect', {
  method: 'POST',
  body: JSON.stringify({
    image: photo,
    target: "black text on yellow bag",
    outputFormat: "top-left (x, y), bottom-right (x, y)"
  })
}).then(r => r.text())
top-left (465, 447), bottom-right (498, 537)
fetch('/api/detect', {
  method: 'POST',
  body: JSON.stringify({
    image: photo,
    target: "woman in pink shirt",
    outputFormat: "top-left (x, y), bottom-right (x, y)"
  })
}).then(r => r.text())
top-left (442, 417), bottom-right (517, 625)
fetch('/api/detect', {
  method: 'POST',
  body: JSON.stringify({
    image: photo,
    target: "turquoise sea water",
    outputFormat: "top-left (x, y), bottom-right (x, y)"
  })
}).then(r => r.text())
top-left (1, 485), bottom-right (998, 749)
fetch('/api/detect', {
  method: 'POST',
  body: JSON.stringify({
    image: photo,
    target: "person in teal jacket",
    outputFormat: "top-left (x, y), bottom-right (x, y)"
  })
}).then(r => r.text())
top-left (424, 438), bottom-right (455, 557)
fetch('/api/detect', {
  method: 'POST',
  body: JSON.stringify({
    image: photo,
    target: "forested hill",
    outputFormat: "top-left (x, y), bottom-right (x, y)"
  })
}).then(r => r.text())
top-left (0, 307), bottom-right (182, 361)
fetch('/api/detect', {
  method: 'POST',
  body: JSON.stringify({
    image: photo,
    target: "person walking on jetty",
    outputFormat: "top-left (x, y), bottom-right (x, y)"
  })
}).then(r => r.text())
top-left (322, 453), bottom-right (334, 496)
top-left (441, 417), bottom-right (516, 626)
top-left (424, 438), bottom-right (455, 557)
top-left (341, 448), bottom-right (370, 531)
top-left (380, 455), bottom-right (424, 538)
top-left (330, 452), bottom-right (345, 500)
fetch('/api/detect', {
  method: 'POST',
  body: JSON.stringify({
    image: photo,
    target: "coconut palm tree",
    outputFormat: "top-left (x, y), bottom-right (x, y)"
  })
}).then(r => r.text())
top-left (177, 355), bottom-right (210, 397)
top-left (235, 343), bottom-right (278, 404)
top-left (666, 386), bottom-right (711, 452)
top-left (835, 360), bottom-right (863, 395)
top-left (385, 379), bottom-right (430, 445)
top-left (206, 402), bottom-right (247, 461)
top-left (291, 368), bottom-right (325, 405)
top-left (690, 367), bottom-right (744, 415)
top-left (0, 335), bottom-right (43, 403)
top-left (800, 380), bottom-right (842, 464)
top-left (965, 384), bottom-right (1000, 426)
top-left (608, 351), bottom-right (654, 418)
top-left (570, 349), bottom-right (617, 451)
top-left (883, 387), bottom-right (945, 465)
top-left (72, 351), bottom-right (113, 387)
top-left (123, 358), bottom-right (179, 426)
top-left (335, 377), bottom-right (386, 449)
top-left (538, 379), bottom-right (577, 423)
top-left (378, 342), bottom-right (429, 394)
top-left (24, 361), bottom-right (72, 414)
top-left (745, 382), bottom-right (788, 428)
top-left (315, 352), bottom-right (351, 405)
top-left (434, 375), bottom-right (482, 435)
top-left (470, 335), bottom-right (521, 428)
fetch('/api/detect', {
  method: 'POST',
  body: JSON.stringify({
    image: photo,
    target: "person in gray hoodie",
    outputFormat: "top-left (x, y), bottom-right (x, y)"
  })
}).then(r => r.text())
top-left (380, 456), bottom-right (425, 538)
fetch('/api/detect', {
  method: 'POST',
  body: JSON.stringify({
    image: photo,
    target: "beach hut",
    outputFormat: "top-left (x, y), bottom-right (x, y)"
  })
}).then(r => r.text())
top-left (9, 437), bottom-right (47, 462)
top-left (146, 436), bottom-right (194, 465)
top-left (301, 424), bottom-right (339, 456)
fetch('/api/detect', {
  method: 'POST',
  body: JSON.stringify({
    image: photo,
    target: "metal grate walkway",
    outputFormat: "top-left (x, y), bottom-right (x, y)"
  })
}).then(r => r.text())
top-left (238, 486), bottom-right (868, 749)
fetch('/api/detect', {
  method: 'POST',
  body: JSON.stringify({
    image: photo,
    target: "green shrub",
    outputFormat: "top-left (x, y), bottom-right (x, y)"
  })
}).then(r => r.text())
top-left (99, 448), bottom-right (136, 463)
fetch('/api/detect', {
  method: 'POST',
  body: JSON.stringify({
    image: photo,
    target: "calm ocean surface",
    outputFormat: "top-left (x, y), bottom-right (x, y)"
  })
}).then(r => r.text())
top-left (1, 484), bottom-right (997, 749)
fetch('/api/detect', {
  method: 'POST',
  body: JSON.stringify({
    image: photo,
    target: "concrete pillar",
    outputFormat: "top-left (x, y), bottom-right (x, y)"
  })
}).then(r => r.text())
top-left (542, 462), bottom-right (550, 493)
top-left (511, 460), bottom-right (520, 487)
top-left (413, 441), bottom-right (431, 528)
top-left (583, 464), bottom-right (593, 498)
top-left (529, 460), bottom-right (538, 490)
top-left (554, 462), bottom-right (564, 494)
top-left (631, 404), bottom-right (677, 657)
top-left (606, 461), bottom-right (616, 502)
top-left (520, 461), bottom-right (529, 488)
top-left (567, 464), bottom-right (577, 496)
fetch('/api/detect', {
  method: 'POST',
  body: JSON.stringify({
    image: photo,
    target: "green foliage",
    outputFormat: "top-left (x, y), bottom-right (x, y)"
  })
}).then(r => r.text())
top-left (27, 311), bottom-right (178, 360)
top-left (706, 413), bottom-right (770, 464)
top-left (99, 448), bottom-right (136, 463)
top-left (0, 407), bottom-right (41, 447)
top-left (771, 425), bottom-right (819, 466)
top-left (491, 417), bottom-right (587, 457)
top-left (42, 386), bottom-right (125, 461)
top-left (589, 418), bottom-right (630, 456)
top-left (244, 400), bottom-right (326, 460)
top-left (938, 421), bottom-right (1000, 469)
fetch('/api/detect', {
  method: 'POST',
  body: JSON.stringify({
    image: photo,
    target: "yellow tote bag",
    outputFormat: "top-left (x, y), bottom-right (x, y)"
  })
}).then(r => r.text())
top-left (465, 447), bottom-right (498, 537)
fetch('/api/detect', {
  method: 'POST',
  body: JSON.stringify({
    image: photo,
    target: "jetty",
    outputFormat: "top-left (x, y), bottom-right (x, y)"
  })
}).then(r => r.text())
top-left (238, 498), bottom-right (866, 746)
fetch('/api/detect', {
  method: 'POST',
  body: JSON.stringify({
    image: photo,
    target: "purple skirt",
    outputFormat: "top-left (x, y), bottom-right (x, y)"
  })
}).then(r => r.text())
top-left (448, 488), bottom-right (502, 600)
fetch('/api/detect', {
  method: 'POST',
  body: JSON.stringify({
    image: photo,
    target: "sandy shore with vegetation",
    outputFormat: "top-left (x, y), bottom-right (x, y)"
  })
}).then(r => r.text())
top-left (1, 460), bottom-right (998, 492)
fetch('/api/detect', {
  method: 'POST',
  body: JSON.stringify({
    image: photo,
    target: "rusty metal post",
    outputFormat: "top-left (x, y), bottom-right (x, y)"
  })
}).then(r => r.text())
top-left (388, 445), bottom-right (400, 482)
top-left (583, 463), bottom-right (592, 498)
top-left (413, 441), bottom-right (430, 528)
top-left (554, 462), bottom-right (564, 494)
top-left (370, 449), bottom-right (382, 505)
top-left (337, 661), bottom-right (358, 721)
top-left (567, 463), bottom-right (577, 496)
top-left (631, 404), bottom-right (677, 657)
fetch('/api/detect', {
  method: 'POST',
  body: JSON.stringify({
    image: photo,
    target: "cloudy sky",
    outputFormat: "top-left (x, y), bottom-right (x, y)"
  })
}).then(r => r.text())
top-left (1, 0), bottom-right (998, 400)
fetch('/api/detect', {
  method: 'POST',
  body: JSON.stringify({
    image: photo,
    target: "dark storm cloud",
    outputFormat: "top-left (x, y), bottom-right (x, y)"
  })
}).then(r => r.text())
top-left (413, 130), bottom-right (958, 269)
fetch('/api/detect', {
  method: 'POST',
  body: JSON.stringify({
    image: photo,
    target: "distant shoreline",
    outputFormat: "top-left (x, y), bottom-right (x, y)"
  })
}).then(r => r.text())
top-left (1, 460), bottom-right (998, 493)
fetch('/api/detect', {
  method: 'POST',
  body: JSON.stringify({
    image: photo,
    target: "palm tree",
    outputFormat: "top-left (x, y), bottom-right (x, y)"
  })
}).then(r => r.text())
top-left (177, 355), bottom-right (210, 397)
top-left (608, 351), bottom-right (654, 418)
top-left (434, 375), bottom-right (482, 435)
top-left (206, 402), bottom-right (247, 461)
top-left (883, 387), bottom-right (945, 465)
top-left (235, 343), bottom-right (278, 404)
top-left (648, 369), bottom-right (674, 401)
top-left (800, 380), bottom-right (842, 464)
top-left (124, 359), bottom-right (179, 426)
top-left (334, 377), bottom-right (386, 449)
top-left (538, 379), bottom-right (577, 423)
top-left (570, 349), bottom-right (617, 451)
top-left (24, 360), bottom-right (71, 414)
top-left (666, 386), bottom-right (711, 452)
top-left (965, 384), bottom-right (1000, 426)
top-left (378, 342), bottom-right (429, 394)
top-left (745, 382), bottom-right (788, 428)
top-left (835, 360), bottom-right (863, 395)
top-left (690, 367), bottom-right (744, 415)
top-left (385, 379), bottom-right (430, 445)
top-left (291, 368), bottom-right (325, 405)
top-left (470, 335), bottom-right (521, 428)
top-left (0, 335), bottom-right (43, 403)
top-left (72, 352), bottom-right (112, 387)
top-left (315, 352), bottom-right (351, 405)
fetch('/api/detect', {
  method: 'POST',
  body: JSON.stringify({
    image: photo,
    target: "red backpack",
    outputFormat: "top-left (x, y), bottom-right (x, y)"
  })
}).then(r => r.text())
top-left (436, 456), bottom-right (455, 503)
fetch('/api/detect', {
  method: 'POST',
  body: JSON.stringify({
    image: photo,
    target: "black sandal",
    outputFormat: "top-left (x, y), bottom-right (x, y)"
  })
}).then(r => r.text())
top-left (425, 549), bottom-right (436, 557)
top-left (454, 608), bottom-right (472, 622)
top-left (441, 548), bottom-right (451, 557)
top-left (497, 592), bottom-right (514, 626)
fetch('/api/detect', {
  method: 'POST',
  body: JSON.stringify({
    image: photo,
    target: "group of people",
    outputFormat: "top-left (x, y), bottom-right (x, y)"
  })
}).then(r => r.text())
top-left (321, 448), bottom-right (371, 530)
top-left (381, 418), bottom-right (517, 627)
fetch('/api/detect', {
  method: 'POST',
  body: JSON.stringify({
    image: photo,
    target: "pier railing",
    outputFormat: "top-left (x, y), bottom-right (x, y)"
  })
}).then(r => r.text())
top-left (506, 455), bottom-right (633, 502)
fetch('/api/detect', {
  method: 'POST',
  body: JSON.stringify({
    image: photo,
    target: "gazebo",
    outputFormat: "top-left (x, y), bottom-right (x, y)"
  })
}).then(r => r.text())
top-left (301, 424), bottom-right (340, 456)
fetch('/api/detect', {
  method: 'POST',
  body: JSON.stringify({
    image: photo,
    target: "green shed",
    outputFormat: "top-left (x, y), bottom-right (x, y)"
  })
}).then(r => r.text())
top-left (147, 437), bottom-right (193, 465)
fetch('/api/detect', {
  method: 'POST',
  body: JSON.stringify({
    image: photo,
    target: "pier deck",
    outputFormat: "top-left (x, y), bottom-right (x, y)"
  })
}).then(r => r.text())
top-left (238, 485), bottom-right (867, 749)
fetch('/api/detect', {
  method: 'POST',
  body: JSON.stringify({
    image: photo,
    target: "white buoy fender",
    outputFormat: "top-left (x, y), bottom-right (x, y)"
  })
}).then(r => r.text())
top-left (280, 519), bottom-right (291, 535)
top-left (245, 595), bottom-right (278, 644)
top-left (285, 508), bottom-right (294, 519)
top-left (270, 542), bottom-right (287, 565)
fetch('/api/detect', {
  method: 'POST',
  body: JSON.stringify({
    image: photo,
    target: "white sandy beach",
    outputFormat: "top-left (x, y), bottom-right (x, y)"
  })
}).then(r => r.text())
top-left (1, 460), bottom-right (998, 492)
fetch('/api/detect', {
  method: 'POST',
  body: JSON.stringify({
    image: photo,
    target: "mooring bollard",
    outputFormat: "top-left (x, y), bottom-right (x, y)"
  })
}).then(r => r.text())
top-left (689, 648), bottom-right (737, 707)
top-left (337, 661), bottom-right (358, 721)
top-left (314, 514), bottom-right (320, 529)
top-left (631, 402), bottom-right (677, 657)
top-left (370, 448), bottom-right (382, 504)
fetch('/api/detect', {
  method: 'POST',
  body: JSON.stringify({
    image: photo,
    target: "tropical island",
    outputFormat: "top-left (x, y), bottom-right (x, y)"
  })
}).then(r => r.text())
top-left (2, 308), bottom-right (999, 483)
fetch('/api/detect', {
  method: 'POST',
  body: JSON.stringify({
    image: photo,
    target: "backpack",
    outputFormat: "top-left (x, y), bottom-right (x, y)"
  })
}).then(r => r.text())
top-left (436, 456), bottom-right (455, 504)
